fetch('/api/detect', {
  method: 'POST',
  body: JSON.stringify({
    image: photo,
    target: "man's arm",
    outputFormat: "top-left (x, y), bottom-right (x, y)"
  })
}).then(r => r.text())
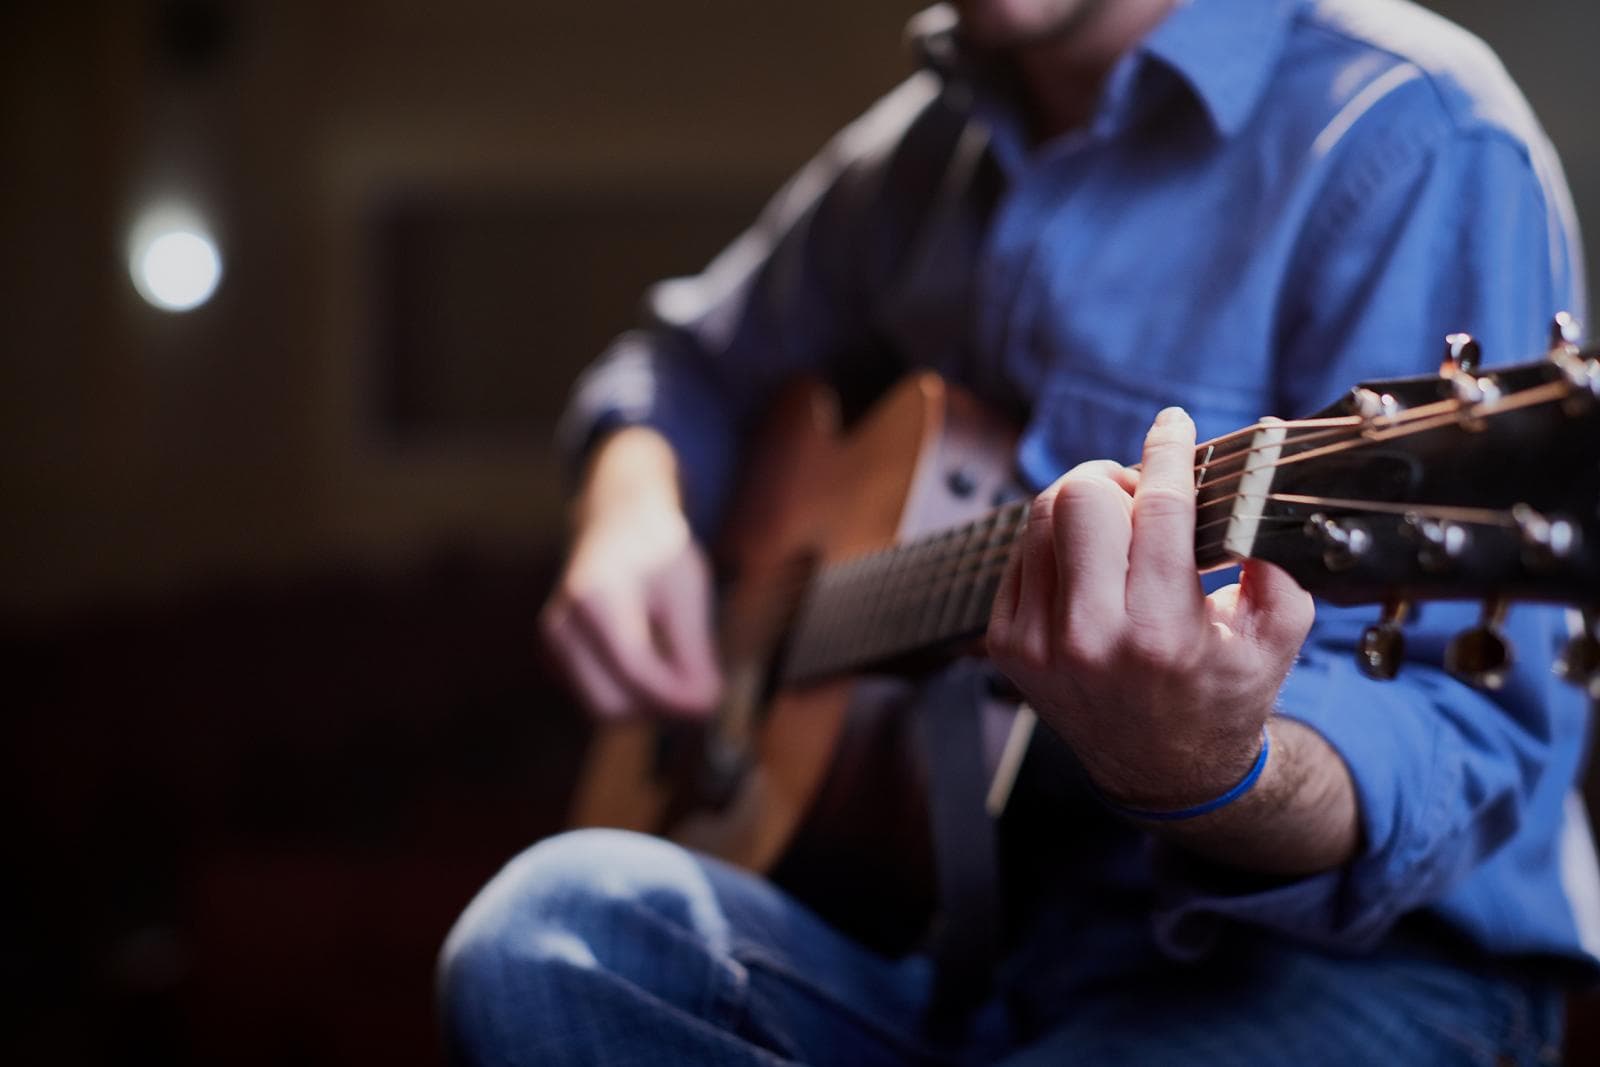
top-left (544, 77), bottom-right (951, 718)
top-left (1143, 717), bottom-right (1359, 877)
top-left (540, 426), bottom-right (722, 719)
top-left (994, 104), bottom-right (1586, 954)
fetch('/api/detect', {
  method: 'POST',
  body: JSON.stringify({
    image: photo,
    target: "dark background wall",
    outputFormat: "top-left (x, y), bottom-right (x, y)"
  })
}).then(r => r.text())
top-left (3, 2), bottom-right (1596, 1064)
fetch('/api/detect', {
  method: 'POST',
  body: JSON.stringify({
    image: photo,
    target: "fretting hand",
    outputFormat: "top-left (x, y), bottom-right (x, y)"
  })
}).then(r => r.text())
top-left (987, 407), bottom-right (1316, 812)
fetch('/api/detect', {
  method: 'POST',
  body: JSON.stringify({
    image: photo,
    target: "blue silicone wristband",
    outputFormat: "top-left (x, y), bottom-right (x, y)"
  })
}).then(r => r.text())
top-left (1104, 726), bottom-right (1271, 823)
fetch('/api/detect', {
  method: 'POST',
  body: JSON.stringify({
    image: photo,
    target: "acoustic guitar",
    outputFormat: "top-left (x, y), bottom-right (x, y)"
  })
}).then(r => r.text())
top-left (569, 319), bottom-right (1600, 944)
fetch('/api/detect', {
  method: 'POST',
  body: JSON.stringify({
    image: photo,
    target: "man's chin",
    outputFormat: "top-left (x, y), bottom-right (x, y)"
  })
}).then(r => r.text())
top-left (958, 0), bottom-right (1107, 52)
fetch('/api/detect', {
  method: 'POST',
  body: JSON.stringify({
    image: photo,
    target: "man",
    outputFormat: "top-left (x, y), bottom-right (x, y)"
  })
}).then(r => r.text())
top-left (440, 0), bottom-right (1599, 1062)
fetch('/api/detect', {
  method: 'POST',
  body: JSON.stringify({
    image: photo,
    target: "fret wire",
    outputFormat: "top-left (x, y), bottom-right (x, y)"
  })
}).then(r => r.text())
top-left (906, 529), bottom-right (947, 652)
top-left (918, 526), bottom-right (965, 647)
top-left (875, 535), bottom-right (918, 667)
top-left (856, 548), bottom-right (894, 669)
top-left (930, 522), bottom-right (972, 644)
top-left (946, 510), bottom-right (1001, 638)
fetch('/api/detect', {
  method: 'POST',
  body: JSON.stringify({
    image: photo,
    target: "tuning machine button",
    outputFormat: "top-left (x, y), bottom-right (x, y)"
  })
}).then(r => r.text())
top-left (1305, 513), bottom-right (1371, 571)
top-left (1445, 597), bottom-right (1513, 690)
top-left (1441, 332), bottom-right (1482, 375)
top-left (1401, 513), bottom-right (1470, 573)
top-left (1349, 387), bottom-right (1400, 422)
top-left (1512, 504), bottom-right (1579, 570)
top-left (1557, 610), bottom-right (1600, 698)
top-left (1545, 312), bottom-right (1600, 409)
top-left (1358, 599), bottom-right (1411, 681)
top-left (1436, 334), bottom-right (1501, 426)
top-left (1550, 311), bottom-right (1583, 352)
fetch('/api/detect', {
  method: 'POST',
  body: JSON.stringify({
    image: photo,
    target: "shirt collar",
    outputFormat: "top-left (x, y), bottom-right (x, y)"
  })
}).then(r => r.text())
top-left (1137, 0), bottom-right (1302, 138)
top-left (909, 0), bottom-right (1302, 141)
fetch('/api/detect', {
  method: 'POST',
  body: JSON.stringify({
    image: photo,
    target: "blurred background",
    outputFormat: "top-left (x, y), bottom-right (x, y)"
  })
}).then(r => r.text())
top-left (3, 1), bottom-right (1597, 1064)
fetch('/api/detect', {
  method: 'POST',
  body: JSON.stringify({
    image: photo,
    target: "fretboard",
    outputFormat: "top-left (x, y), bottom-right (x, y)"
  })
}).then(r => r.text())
top-left (778, 425), bottom-right (1273, 685)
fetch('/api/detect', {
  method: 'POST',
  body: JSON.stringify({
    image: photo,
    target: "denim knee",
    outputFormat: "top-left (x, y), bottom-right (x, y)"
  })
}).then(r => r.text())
top-left (438, 829), bottom-right (734, 1008)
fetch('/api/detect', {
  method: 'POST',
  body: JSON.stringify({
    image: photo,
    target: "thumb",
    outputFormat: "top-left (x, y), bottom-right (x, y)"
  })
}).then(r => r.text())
top-left (1237, 559), bottom-right (1315, 654)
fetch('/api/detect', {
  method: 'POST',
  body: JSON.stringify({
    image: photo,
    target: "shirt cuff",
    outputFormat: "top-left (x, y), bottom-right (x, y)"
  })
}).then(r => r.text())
top-left (557, 332), bottom-right (740, 538)
top-left (1148, 647), bottom-right (1463, 960)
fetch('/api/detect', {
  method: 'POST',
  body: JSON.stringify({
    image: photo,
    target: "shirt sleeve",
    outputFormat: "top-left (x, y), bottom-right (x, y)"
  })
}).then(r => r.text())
top-left (1149, 107), bottom-right (1591, 957)
top-left (555, 74), bottom-right (948, 537)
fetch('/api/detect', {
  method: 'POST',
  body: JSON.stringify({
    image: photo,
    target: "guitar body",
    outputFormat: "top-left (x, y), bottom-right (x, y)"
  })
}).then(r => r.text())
top-left (568, 372), bottom-right (1019, 946)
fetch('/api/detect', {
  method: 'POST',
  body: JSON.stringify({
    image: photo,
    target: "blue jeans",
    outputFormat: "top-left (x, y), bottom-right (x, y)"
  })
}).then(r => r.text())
top-left (438, 829), bottom-right (1563, 1065)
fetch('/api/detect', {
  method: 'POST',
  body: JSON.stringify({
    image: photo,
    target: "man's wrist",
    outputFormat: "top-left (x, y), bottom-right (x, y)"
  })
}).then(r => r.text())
top-left (1102, 727), bottom-right (1270, 822)
top-left (1080, 712), bottom-right (1272, 814)
top-left (575, 426), bottom-right (686, 528)
top-left (1139, 718), bottom-right (1362, 876)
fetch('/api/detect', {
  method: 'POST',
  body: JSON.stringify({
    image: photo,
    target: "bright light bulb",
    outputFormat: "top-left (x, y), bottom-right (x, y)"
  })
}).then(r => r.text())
top-left (129, 208), bottom-right (222, 312)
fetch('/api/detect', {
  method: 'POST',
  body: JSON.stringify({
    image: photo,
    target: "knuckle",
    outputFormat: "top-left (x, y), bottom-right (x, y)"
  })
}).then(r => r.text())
top-left (1133, 484), bottom-right (1194, 520)
top-left (567, 590), bottom-right (607, 632)
top-left (1026, 491), bottom-right (1056, 532)
top-left (1056, 621), bottom-right (1112, 668)
top-left (1143, 426), bottom-right (1191, 453)
top-left (1016, 629), bottom-right (1051, 671)
top-left (1063, 459), bottom-right (1124, 481)
top-left (1122, 620), bottom-right (1187, 667)
top-left (588, 690), bottom-right (628, 720)
top-left (1053, 471), bottom-right (1114, 507)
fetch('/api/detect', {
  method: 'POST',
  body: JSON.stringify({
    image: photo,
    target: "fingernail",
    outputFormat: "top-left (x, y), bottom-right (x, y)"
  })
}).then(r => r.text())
top-left (1155, 406), bottom-right (1187, 428)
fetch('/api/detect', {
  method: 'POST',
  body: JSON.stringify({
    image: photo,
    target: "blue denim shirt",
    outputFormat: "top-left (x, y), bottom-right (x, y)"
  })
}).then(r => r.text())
top-left (561, 0), bottom-right (1600, 972)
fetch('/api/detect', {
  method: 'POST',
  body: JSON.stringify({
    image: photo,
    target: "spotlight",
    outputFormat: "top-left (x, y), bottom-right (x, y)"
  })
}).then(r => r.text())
top-left (129, 207), bottom-right (222, 312)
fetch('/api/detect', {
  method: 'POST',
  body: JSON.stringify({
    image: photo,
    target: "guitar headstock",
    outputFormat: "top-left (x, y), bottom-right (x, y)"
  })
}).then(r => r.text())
top-left (1223, 314), bottom-right (1600, 690)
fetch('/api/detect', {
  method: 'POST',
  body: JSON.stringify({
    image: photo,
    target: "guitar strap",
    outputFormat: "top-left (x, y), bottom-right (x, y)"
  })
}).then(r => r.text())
top-left (915, 658), bottom-right (1002, 1038)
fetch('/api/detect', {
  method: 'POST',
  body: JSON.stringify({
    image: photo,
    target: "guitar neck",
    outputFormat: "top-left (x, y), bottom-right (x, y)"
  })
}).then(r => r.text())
top-left (776, 421), bottom-right (1319, 684)
top-left (778, 501), bottom-right (1027, 684)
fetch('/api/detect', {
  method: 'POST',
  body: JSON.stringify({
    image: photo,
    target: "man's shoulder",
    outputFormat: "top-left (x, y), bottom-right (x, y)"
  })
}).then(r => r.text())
top-left (1286, 0), bottom-right (1543, 148)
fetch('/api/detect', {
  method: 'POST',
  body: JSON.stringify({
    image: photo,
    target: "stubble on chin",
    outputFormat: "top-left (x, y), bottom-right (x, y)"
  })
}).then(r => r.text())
top-left (958, 0), bottom-right (1112, 52)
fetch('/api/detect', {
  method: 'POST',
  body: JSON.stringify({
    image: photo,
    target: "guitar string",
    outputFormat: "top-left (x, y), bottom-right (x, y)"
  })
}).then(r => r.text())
top-left (819, 381), bottom-right (1572, 594)
top-left (811, 409), bottom-right (1519, 607)
top-left (876, 381), bottom-right (1569, 588)
top-left (781, 381), bottom-right (1579, 672)
top-left (787, 497), bottom-right (1528, 676)
top-left (803, 487), bottom-right (1524, 625)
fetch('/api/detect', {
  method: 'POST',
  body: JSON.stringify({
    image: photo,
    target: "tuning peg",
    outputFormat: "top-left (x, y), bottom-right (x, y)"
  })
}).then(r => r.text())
top-left (1557, 610), bottom-right (1600, 698)
top-left (1305, 513), bottom-right (1371, 571)
top-left (1441, 333), bottom-right (1482, 375)
top-left (1445, 597), bottom-right (1513, 690)
top-left (1513, 505), bottom-right (1579, 570)
top-left (1402, 513), bottom-right (1470, 573)
top-left (1551, 311), bottom-right (1583, 351)
top-left (1543, 312), bottom-right (1600, 411)
top-left (1358, 599), bottom-right (1411, 680)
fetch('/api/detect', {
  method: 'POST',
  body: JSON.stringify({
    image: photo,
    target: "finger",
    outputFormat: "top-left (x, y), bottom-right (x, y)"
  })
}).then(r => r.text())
top-left (1083, 458), bottom-right (1139, 497)
top-left (570, 587), bottom-right (688, 713)
top-left (1235, 559), bottom-right (1315, 655)
top-left (1010, 490), bottom-right (1059, 666)
top-left (543, 609), bottom-right (633, 719)
top-left (651, 560), bottom-right (724, 716)
top-left (1050, 464), bottom-right (1134, 642)
top-left (1127, 407), bottom-right (1204, 620)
